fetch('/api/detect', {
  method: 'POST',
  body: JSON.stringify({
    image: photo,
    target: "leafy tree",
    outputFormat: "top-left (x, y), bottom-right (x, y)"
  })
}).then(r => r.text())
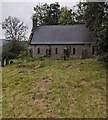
top-left (33, 3), bottom-right (49, 25)
top-left (84, 3), bottom-right (104, 31)
top-left (2, 16), bottom-right (28, 41)
top-left (74, 2), bottom-right (86, 24)
top-left (48, 2), bottom-right (60, 25)
top-left (1, 40), bottom-right (27, 66)
top-left (2, 16), bottom-right (28, 66)
top-left (84, 2), bottom-right (108, 62)
top-left (33, 2), bottom-right (60, 25)
top-left (58, 7), bottom-right (74, 25)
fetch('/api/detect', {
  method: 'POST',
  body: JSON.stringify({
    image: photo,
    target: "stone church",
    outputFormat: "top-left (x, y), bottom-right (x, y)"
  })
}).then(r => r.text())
top-left (29, 19), bottom-right (94, 59)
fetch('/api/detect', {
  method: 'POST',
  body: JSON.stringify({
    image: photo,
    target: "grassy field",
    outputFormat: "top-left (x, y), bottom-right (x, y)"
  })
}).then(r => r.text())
top-left (2, 58), bottom-right (107, 118)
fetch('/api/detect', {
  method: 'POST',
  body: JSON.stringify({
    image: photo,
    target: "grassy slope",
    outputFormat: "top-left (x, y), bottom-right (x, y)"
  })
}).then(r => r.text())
top-left (2, 58), bottom-right (107, 118)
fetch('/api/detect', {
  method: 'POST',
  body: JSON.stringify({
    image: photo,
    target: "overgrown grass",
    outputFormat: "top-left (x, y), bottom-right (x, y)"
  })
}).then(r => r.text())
top-left (2, 58), bottom-right (107, 118)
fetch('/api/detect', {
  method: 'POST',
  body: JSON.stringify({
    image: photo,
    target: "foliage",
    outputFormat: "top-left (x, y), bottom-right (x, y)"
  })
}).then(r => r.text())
top-left (2, 16), bottom-right (28, 41)
top-left (58, 7), bottom-right (74, 25)
top-left (33, 2), bottom-right (60, 25)
top-left (84, 2), bottom-right (108, 62)
top-left (48, 2), bottom-right (60, 25)
top-left (33, 2), bottom-right (78, 25)
top-left (2, 16), bottom-right (28, 66)
top-left (74, 2), bottom-right (86, 24)
top-left (72, 2), bottom-right (108, 63)
top-left (2, 40), bottom-right (27, 59)
top-left (18, 51), bottom-right (28, 59)
top-left (2, 41), bottom-right (14, 59)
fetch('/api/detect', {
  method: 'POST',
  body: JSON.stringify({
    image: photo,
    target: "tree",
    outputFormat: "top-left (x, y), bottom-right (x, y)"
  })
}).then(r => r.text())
top-left (2, 16), bottom-right (28, 66)
top-left (74, 2), bottom-right (86, 24)
top-left (1, 40), bottom-right (27, 66)
top-left (58, 7), bottom-right (74, 25)
top-left (33, 2), bottom-right (60, 25)
top-left (2, 16), bottom-right (27, 41)
top-left (48, 2), bottom-right (60, 25)
top-left (84, 2), bottom-right (108, 62)
top-left (33, 3), bottom-right (49, 25)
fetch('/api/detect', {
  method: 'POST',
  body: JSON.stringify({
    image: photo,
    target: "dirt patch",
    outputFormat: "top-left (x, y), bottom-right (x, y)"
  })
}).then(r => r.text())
top-left (80, 80), bottom-right (87, 86)
top-left (32, 63), bottom-right (44, 68)
top-left (46, 109), bottom-right (60, 118)
top-left (38, 77), bottom-right (52, 82)
top-left (27, 77), bottom-right (54, 108)
top-left (62, 64), bottom-right (73, 68)
top-left (18, 70), bottom-right (37, 75)
top-left (27, 70), bottom-right (37, 75)
top-left (16, 64), bottom-right (26, 68)
top-left (16, 62), bottom-right (44, 69)
top-left (27, 77), bottom-right (53, 96)
top-left (28, 97), bottom-right (60, 117)
top-left (29, 77), bottom-right (53, 87)
top-left (62, 63), bottom-right (79, 68)
top-left (77, 78), bottom-right (88, 86)
top-left (45, 68), bottom-right (53, 72)
top-left (28, 97), bottom-right (45, 106)
top-left (58, 83), bottom-right (68, 89)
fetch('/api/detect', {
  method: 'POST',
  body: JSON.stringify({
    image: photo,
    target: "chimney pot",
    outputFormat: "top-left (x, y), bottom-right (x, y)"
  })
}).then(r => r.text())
top-left (33, 16), bottom-right (37, 29)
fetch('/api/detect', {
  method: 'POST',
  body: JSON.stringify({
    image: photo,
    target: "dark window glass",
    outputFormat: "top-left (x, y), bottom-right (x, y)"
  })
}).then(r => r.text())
top-left (37, 48), bottom-right (40, 54)
top-left (55, 48), bottom-right (58, 54)
top-left (73, 48), bottom-right (75, 54)
top-left (92, 47), bottom-right (95, 54)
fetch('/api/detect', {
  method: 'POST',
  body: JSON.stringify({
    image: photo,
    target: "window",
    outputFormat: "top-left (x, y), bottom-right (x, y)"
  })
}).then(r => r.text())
top-left (46, 49), bottom-right (49, 56)
top-left (73, 48), bottom-right (75, 54)
top-left (46, 49), bottom-right (48, 55)
top-left (55, 48), bottom-right (58, 54)
top-left (29, 49), bottom-right (33, 57)
top-left (37, 48), bottom-right (40, 54)
top-left (92, 47), bottom-right (95, 54)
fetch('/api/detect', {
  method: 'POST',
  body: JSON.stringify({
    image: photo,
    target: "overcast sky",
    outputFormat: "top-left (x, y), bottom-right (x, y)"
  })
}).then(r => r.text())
top-left (0, 0), bottom-right (81, 39)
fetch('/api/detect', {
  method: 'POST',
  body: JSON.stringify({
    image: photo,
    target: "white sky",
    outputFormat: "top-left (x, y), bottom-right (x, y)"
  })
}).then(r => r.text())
top-left (0, 0), bottom-right (82, 39)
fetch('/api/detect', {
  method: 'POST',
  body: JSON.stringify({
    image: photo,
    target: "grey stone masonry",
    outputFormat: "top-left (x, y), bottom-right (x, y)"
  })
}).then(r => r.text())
top-left (30, 44), bottom-right (95, 58)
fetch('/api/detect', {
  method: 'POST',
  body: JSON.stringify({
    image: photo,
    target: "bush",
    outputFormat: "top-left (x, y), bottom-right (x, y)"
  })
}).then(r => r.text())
top-left (2, 40), bottom-right (28, 59)
top-left (18, 51), bottom-right (27, 58)
top-left (97, 52), bottom-right (108, 62)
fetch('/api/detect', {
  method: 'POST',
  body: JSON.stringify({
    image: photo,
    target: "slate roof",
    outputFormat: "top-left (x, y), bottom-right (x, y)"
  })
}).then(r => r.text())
top-left (30, 24), bottom-right (93, 45)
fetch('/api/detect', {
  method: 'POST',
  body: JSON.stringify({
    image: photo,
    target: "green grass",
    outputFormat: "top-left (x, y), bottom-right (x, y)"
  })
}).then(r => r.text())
top-left (2, 58), bottom-right (107, 118)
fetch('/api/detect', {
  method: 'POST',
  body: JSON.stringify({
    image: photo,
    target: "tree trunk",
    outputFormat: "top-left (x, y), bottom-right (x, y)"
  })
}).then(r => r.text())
top-left (1, 58), bottom-right (4, 67)
top-left (6, 56), bottom-right (9, 65)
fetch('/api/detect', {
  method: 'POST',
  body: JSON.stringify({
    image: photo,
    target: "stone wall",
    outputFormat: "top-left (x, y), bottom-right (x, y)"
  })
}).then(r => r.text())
top-left (30, 44), bottom-right (95, 58)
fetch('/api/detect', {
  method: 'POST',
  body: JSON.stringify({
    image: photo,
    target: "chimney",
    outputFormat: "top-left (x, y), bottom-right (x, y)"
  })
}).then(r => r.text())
top-left (32, 16), bottom-right (37, 29)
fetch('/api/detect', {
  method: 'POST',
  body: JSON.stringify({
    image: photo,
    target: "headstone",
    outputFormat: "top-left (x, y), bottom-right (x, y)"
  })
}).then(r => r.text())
top-left (10, 60), bottom-right (13, 64)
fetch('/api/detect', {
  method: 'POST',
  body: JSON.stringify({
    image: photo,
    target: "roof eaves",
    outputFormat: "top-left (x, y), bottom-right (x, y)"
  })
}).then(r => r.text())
top-left (30, 42), bottom-right (92, 45)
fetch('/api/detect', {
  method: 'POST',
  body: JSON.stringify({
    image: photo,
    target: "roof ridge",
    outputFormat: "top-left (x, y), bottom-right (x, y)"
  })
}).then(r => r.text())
top-left (37, 24), bottom-right (85, 27)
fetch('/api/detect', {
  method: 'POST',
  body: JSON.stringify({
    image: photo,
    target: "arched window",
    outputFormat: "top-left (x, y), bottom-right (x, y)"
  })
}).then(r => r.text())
top-left (92, 47), bottom-right (95, 54)
top-left (73, 48), bottom-right (75, 54)
top-left (37, 48), bottom-right (40, 54)
top-left (29, 49), bottom-right (33, 57)
top-left (46, 49), bottom-right (48, 55)
top-left (55, 48), bottom-right (58, 54)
